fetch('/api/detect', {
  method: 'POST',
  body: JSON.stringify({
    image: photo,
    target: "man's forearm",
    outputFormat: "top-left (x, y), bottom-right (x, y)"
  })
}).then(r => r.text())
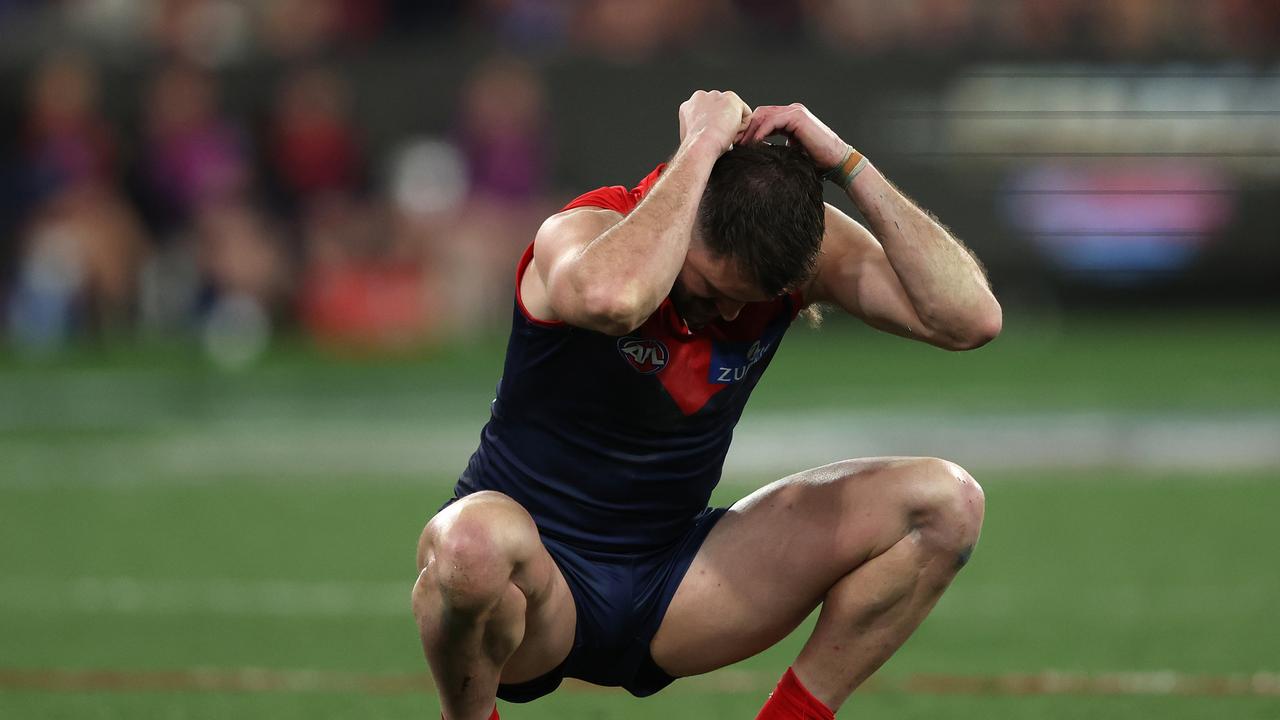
top-left (569, 132), bottom-right (723, 330)
top-left (846, 164), bottom-right (1001, 346)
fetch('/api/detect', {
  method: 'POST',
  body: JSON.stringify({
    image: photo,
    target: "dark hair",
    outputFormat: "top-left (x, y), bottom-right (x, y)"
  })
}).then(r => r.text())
top-left (696, 143), bottom-right (825, 296)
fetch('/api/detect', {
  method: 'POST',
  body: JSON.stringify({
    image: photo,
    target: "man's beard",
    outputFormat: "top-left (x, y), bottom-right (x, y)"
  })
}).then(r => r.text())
top-left (669, 277), bottom-right (719, 330)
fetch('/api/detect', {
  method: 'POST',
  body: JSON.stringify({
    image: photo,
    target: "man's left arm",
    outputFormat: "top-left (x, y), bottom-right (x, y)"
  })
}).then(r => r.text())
top-left (743, 104), bottom-right (1002, 351)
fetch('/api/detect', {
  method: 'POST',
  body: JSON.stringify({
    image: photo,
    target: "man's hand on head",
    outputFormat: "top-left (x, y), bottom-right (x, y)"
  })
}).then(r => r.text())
top-left (678, 90), bottom-right (753, 155)
top-left (741, 104), bottom-right (848, 171)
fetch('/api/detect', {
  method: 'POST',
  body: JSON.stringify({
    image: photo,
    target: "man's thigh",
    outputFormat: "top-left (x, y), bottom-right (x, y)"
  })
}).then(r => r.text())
top-left (419, 492), bottom-right (577, 685)
top-left (648, 457), bottom-right (940, 677)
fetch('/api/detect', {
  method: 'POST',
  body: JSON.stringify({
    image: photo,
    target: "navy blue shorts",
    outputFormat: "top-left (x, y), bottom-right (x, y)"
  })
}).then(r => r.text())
top-left (438, 494), bottom-right (727, 701)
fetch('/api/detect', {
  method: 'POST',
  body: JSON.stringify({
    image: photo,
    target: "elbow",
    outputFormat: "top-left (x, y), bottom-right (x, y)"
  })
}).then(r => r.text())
top-left (955, 314), bottom-right (1002, 350)
top-left (578, 284), bottom-right (649, 335)
top-left (547, 267), bottom-right (650, 334)
top-left (944, 298), bottom-right (1002, 351)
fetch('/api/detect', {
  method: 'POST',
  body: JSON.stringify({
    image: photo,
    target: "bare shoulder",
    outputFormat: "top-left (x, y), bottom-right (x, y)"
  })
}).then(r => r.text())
top-left (522, 207), bottom-right (624, 323)
top-left (534, 207), bottom-right (624, 262)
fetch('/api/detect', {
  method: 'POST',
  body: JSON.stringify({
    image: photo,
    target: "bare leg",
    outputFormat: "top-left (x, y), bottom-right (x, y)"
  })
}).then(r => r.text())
top-left (793, 522), bottom-right (969, 705)
top-left (413, 492), bottom-right (576, 720)
top-left (650, 457), bottom-right (984, 711)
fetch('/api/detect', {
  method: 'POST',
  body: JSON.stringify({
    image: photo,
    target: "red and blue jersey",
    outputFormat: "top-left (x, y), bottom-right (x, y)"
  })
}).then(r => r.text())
top-left (458, 165), bottom-right (805, 553)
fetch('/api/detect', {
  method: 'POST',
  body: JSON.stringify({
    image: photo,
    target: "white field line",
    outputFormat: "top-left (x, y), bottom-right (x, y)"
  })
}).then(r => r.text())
top-left (3, 411), bottom-right (1280, 489)
top-left (0, 666), bottom-right (1277, 698)
top-left (728, 409), bottom-right (1280, 474)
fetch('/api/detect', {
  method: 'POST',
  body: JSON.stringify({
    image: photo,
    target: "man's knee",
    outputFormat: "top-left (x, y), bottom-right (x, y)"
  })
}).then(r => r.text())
top-left (417, 492), bottom-right (540, 615)
top-left (826, 456), bottom-right (984, 567)
top-left (900, 457), bottom-right (985, 566)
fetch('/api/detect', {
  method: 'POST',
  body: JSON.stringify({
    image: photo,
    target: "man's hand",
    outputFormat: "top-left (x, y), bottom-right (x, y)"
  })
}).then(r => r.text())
top-left (532, 91), bottom-right (748, 335)
top-left (741, 103), bottom-right (848, 171)
top-left (678, 90), bottom-right (753, 155)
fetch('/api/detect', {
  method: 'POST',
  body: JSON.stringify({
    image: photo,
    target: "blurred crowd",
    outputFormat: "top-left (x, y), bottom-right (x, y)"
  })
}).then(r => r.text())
top-left (3, 51), bottom-right (555, 361)
top-left (3, 0), bottom-right (1277, 62)
top-left (1, 0), bottom-right (1277, 360)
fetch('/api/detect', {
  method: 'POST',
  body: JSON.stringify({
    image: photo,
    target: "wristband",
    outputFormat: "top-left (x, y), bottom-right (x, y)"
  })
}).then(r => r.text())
top-left (822, 145), bottom-right (868, 190)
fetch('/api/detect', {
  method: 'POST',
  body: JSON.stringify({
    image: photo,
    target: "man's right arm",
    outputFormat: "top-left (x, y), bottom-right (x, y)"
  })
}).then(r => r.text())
top-left (522, 91), bottom-right (751, 335)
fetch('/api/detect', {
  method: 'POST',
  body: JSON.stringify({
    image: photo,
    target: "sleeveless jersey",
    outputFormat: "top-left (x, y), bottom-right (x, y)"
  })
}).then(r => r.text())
top-left (458, 164), bottom-right (805, 553)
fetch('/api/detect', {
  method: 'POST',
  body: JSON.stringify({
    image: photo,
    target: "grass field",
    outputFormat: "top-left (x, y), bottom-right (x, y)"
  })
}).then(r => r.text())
top-left (2, 312), bottom-right (1278, 718)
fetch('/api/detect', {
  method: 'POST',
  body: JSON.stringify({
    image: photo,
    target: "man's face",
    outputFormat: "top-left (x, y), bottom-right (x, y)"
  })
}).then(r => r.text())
top-left (670, 239), bottom-right (773, 330)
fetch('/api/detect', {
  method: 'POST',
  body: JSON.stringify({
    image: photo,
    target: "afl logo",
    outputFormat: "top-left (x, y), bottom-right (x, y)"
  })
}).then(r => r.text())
top-left (617, 336), bottom-right (668, 374)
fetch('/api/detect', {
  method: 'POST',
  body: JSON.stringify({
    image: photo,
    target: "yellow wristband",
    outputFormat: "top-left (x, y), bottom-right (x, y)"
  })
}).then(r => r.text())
top-left (822, 145), bottom-right (868, 190)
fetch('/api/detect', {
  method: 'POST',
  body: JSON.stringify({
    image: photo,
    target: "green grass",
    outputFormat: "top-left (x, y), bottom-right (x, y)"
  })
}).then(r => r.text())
top-left (2, 692), bottom-right (1278, 720)
top-left (1, 311), bottom-right (1278, 717)
top-left (3, 311), bottom-right (1279, 432)
top-left (2, 472), bottom-right (1278, 718)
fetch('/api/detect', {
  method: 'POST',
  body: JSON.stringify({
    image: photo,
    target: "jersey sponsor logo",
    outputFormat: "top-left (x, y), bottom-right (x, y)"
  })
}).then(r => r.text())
top-left (617, 336), bottom-right (669, 374)
top-left (710, 338), bottom-right (771, 384)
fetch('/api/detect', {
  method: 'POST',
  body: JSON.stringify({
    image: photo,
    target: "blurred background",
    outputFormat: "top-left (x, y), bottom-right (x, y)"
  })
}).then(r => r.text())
top-left (1, 2), bottom-right (1278, 719)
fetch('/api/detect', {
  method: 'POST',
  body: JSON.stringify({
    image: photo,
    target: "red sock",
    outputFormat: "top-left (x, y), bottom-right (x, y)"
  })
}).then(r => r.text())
top-left (755, 667), bottom-right (835, 720)
top-left (441, 707), bottom-right (498, 720)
